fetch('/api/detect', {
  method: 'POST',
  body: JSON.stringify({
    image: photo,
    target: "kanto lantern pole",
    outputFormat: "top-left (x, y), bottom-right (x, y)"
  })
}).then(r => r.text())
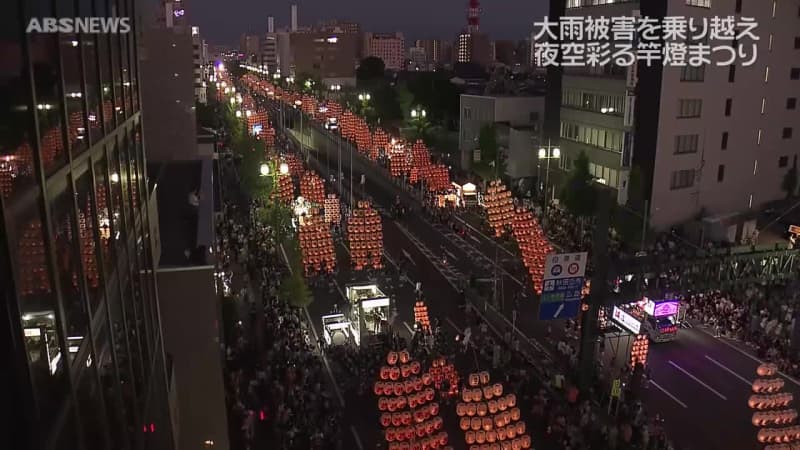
top-left (578, 188), bottom-right (610, 391)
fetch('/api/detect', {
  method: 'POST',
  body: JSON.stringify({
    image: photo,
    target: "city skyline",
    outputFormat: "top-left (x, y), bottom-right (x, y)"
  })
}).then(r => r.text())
top-left (188, 0), bottom-right (546, 44)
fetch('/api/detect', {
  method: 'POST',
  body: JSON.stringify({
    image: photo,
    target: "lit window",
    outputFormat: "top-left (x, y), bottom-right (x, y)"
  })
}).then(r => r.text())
top-left (686, 0), bottom-right (711, 7)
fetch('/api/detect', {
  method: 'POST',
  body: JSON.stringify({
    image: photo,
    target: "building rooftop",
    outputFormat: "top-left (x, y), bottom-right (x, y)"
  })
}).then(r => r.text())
top-left (148, 160), bottom-right (215, 267)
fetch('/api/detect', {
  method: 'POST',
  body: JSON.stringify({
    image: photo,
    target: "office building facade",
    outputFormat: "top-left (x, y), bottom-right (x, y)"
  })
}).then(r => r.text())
top-left (363, 32), bottom-right (405, 71)
top-left (557, 0), bottom-right (800, 230)
top-left (1, 1), bottom-right (174, 450)
top-left (291, 32), bottom-right (360, 85)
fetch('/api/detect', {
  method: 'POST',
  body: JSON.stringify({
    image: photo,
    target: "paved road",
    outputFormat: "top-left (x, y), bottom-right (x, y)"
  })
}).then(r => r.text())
top-left (262, 100), bottom-right (800, 450)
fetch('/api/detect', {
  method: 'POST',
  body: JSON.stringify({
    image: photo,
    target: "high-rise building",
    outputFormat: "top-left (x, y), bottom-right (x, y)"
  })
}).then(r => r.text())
top-left (1, 1), bottom-right (175, 450)
top-left (457, 32), bottom-right (491, 66)
top-left (239, 34), bottom-right (261, 64)
top-left (408, 46), bottom-right (428, 71)
top-left (317, 19), bottom-right (361, 34)
top-left (291, 3), bottom-right (299, 32)
top-left (415, 39), bottom-right (446, 65)
top-left (262, 33), bottom-right (279, 73)
top-left (492, 40), bottom-right (516, 66)
top-left (556, 0), bottom-right (800, 231)
top-left (291, 32), bottom-right (360, 85)
top-left (191, 27), bottom-right (208, 104)
top-left (363, 32), bottom-right (405, 71)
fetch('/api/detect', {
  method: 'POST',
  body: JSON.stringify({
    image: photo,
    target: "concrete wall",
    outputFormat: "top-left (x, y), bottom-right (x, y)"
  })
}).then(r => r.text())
top-left (140, 25), bottom-right (198, 161)
top-left (156, 268), bottom-right (228, 450)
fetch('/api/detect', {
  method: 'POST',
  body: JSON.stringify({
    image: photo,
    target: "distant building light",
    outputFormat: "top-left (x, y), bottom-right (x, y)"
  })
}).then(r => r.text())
top-left (326, 36), bottom-right (338, 43)
top-left (173, 9), bottom-right (185, 17)
top-left (192, 26), bottom-right (199, 36)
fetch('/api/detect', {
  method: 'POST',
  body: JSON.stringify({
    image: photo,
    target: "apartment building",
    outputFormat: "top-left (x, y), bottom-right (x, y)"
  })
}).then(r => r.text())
top-left (291, 32), bottom-right (360, 85)
top-left (363, 32), bottom-right (406, 71)
top-left (191, 27), bottom-right (207, 104)
top-left (1, 0), bottom-right (175, 449)
top-left (558, 0), bottom-right (800, 231)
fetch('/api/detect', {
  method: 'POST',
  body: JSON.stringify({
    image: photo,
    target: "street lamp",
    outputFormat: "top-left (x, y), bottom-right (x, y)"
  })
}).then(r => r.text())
top-left (245, 110), bottom-right (252, 118)
top-left (329, 84), bottom-right (341, 91)
top-left (235, 110), bottom-right (242, 118)
top-left (358, 93), bottom-right (371, 101)
top-left (538, 142), bottom-right (561, 229)
top-left (411, 107), bottom-right (426, 118)
top-left (279, 162), bottom-right (289, 175)
top-left (260, 163), bottom-right (270, 176)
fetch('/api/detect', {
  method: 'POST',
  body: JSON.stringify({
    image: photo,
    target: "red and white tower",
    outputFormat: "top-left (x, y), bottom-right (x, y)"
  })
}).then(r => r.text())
top-left (466, 0), bottom-right (480, 33)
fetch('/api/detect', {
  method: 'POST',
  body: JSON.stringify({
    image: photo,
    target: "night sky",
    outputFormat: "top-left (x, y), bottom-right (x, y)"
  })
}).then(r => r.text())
top-left (187, 0), bottom-right (548, 45)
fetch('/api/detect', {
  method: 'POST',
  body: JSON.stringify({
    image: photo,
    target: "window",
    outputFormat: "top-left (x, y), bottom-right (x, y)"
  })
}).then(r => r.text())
top-left (735, 0), bottom-right (742, 12)
top-left (728, 65), bottom-right (736, 82)
top-left (686, 0), bottom-right (711, 7)
top-left (678, 99), bottom-right (702, 118)
top-left (789, 98), bottom-right (798, 110)
top-left (674, 134), bottom-right (700, 154)
top-left (783, 128), bottom-right (793, 139)
top-left (779, 156), bottom-right (789, 168)
top-left (791, 68), bottom-right (800, 80)
top-left (724, 98), bottom-right (732, 116)
top-left (463, 107), bottom-right (472, 119)
top-left (721, 132), bottom-right (729, 149)
top-left (795, 37), bottom-right (800, 49)
top-left (670, 169), bottom-right (695, 190)
top-left (681, 65), bottom-right (705, 82)
top-left (717, 165), bottom-right (725, 182)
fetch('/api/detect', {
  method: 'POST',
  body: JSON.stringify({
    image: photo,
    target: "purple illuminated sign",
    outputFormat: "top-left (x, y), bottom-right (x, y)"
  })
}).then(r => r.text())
top-left (653, 301), bottom-right (679, 317)
top-left (173, 9), bottom-right (185, 18)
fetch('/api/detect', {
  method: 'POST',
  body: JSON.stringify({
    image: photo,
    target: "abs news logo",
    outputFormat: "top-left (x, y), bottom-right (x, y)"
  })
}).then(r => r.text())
top-left (26, 17), bottom-right (131, 34)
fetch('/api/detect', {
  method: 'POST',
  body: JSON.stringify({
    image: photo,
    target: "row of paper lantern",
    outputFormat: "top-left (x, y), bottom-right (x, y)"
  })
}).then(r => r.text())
top-left (511, 208), bottom-right (551, 294)
top-left (758, 426), bottom-right (800, 444)
top-left (385, 417), bottom-right (445, 442)
top-left (414, 301), bottom-right (431, 331)
top-left (753, 409), bottom-right (799, 426)
top-left (464, 423), bottom-right (528, 443)
top-left (300, 171), bottom-right (325, 205)
top-left (467, 438), bottom-right (531, 450)
top-left (385, 432), bottom-right (449, 450)
top-left (378, 361), bottom-right (423, 381)
top-left (380, 403), bottom-right (441, 427)
top-left (485, 181), bottom-right (515, 237)
top-left (324, 195), bottom-right (340, 224)
top-left (457, 394), bottom-right (517, 417)
top-left (750, 393), bottom-right (795, 410)
top-left (754, 378), bottom-right (787, 394)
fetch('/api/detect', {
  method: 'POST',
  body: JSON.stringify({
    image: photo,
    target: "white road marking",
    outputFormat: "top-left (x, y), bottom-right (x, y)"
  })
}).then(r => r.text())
top-left (444, 249), bottom-right (458, 262)
top-left (445, 317), bottom-right (463, 333)
top-left (401, 249), bottom-right (417, 265)
top-left (668, 360), bottom-right (728, 400)
top-left (649, 380), bottom-right (689, 409)
top-left (695, 326), bottom-right (800, 388)
top-left (350, 425), bottom-right (364, 450)
top-left (468, 234), bottom-right (481, 244)
top-left (403, 321), bottom-right (415, 335)
top-left (453, 215), bottom-right (515, 258)
top-left (704, 355), bottom-right (753, 387)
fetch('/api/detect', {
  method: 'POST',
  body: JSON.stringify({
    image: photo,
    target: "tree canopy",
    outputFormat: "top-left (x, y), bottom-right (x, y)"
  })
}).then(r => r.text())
top-left (561, 151), bottom-right (597, 217)
top-left (356, 57), bottom-right (386, 85)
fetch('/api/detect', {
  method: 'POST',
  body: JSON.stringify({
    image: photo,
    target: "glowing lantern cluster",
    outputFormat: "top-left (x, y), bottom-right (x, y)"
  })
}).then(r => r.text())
top-left (283, 153), bottom-right (304, 176)
top-left (354, 118), bottom-right (372, 157)
top-left (341, 111), bottom-right (358, 141)
top-left (750, 363), bottom-right (800, 446)
top-left (347, 200), bottom-right (384, 271)
top-left (511, 208), bottom-right (552, 294)
top-left (414, 301), bottom-right (431, 332)
top-left (411, 140), bottom-right (432, 169)
top-left (323, 194), bottom-right (341, 224)
top-left (456, 371), bottom-right (531, 450)
top-left (300, 171), bottom-right (325, 206)
top-left (372, 128), bottom-right (390, 160)
top-left (484, 180), bottom-right (514, 237)
top-left (276, 174), bottom-right (294, 204)
top-left (420, 164), bottom-right (451, 192)
top-left (299, 215), bottom-right (336, 276)
top-left (429, 357), bottom-right (459, 398)
top-left (390, 148), bottom-right (413, 178)
top-left (375, 350), bottom-right (451, 450)
top-left (301, 94), bottom-right (317, 116)
top-left (630, 334), bottom-right (649, 368)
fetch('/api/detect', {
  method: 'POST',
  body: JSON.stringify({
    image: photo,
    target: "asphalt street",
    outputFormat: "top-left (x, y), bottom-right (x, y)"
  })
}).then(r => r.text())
top-left (260, 99), bottom-right (800, 450)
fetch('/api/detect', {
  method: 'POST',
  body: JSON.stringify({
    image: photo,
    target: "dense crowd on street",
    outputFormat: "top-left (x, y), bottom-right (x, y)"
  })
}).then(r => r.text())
top-left (684, 283), bottom-right (800, 376)
top-left (217, 157), bottom-right (343, 450)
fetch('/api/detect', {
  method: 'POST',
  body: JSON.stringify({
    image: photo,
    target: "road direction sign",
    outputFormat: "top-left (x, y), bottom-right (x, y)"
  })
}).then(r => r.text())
top-left (539, 252), bottom-right (588, 320)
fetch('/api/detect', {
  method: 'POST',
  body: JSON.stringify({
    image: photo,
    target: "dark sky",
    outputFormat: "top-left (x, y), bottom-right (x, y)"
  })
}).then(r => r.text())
top-left (187, 0), bottom-right (548, 46)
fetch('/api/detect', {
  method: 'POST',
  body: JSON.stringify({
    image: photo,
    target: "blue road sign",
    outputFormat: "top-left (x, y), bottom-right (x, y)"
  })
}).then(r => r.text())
top-left (538, 275), bottom-right (584, 320)
top-left (539, 300), bottom-right (581, 320)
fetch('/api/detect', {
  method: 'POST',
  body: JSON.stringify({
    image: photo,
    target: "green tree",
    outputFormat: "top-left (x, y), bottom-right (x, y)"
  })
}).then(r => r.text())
top-left (782, 163), bottom-right (798, 198)
top-left (196, 101), bottom-right (218, 129)
top-left (561, 151), bottom-right (597, 217)
top-left (478, 123), bottom-right (498, 165)
top-left (356, 57), bottom-right (386, 85)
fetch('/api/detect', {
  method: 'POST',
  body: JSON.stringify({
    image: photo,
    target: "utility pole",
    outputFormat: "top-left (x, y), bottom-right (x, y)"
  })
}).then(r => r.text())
top-left (578, 188), bottom-right (610, 390)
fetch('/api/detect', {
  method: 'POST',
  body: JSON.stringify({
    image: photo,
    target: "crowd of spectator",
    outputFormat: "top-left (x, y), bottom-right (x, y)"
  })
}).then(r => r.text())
top-left (217, 158), bottom-right (343, 450)
top-left (684, 283), bottom-right (800, 377)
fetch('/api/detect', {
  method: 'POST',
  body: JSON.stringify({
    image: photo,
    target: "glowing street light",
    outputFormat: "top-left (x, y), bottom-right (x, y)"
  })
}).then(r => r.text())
top-left (260, 163), bottom-right (270, 176)
top-left (411, 107), bottom-right (426, 118)
top-left (358, 93), bottom-right (371, 101)
top-left (245, 110), bottom-right (252, 117)
top-left (235, 110), bottom-right (242, 118)
top-left (279, 162), bottom-right (289, 175)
